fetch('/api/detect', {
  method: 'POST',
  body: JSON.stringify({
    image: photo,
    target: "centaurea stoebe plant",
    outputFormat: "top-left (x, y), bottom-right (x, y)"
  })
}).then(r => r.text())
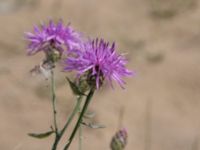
top-left (26, 19), bottom-right (132, 150)
top-left (26, 19), bottom-right (85, 150)
top-left (62, 38), bottom-right (132, 149)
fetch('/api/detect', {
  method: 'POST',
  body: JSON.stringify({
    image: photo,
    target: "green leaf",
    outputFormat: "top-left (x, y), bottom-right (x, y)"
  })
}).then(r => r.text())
top-left (66, 77), bottom-right (85, 96)
top-left (28, 131), bottom-right (54, 139)
top-left (81, 122), bottom-right (106, 129)
top-left (83, 111), bottom-right (96, 119)
top-left (89, 123), bottom-right (106, 129)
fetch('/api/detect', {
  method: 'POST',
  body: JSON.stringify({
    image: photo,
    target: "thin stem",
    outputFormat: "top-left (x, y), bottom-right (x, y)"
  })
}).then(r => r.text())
top-left (79, 125), bottom-right (82, 150)
top-left (51, 70), bottom-right (59, 150)
top-left (51, 70), bottom-right (58, 134)
top-left (61, 96), bottom-right (83, 136)
top-left (52, 96), bottom-right (83, 150)
top-left (63, 89), bottom-right (95, 150)
top-left (78, 108), bottom-right (82, 150)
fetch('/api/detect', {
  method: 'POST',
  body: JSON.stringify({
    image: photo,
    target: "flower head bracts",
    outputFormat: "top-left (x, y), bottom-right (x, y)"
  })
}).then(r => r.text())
top-left (110, 128), bottom-right (128, 150)
top-left (64, 38), bottom-right (132, 89)
top-left (25, 20), bottom-right (82, 56)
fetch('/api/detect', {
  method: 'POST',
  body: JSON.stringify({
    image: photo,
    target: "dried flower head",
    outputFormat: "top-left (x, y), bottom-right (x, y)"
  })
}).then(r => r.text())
top-left (64, 38), bottom-right (132, 89)
top-left (25, 20), bottom-right (82, 57)
top-left (110, 128), bottom-right (128, 150)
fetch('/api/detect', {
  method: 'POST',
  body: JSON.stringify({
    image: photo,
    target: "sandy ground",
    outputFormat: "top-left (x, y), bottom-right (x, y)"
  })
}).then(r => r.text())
top-left (1, 0), bottom-right (200, 149)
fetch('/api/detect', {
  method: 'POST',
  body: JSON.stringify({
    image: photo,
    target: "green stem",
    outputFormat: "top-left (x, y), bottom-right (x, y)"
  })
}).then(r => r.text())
top-left (79, 109), bottom-right (82, 150)
top-left (52, 96), bottom-right (83, 150)
top-left (61, 96), bottom-right (83, 137)
top-left (63, 89), bottom-right (95, 150)
top-left (51, 70), bottom-right (59, 150)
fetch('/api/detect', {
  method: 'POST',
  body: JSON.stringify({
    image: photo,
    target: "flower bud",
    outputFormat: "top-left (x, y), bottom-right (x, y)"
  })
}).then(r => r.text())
top-left (110, 128), bottom-right (128, 150)
top-left (45, 48), bottom-right (61, 63)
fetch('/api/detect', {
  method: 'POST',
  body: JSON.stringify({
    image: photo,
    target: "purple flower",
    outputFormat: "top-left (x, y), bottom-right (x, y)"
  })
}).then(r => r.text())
top-left (25, 20), bottom-right (82, 56)
top-left (64, 38), bottom-right (132, 88)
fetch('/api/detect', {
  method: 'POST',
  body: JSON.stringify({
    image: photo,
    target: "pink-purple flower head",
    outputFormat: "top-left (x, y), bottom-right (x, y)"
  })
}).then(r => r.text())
top-left (25, 20), bottom-right (82, 56)
top-left (64, 38), bottom-right (133, 89)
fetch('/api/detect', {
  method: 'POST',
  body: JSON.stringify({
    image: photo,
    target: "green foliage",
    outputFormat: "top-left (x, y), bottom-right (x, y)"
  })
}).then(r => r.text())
top-left (66, 77), bottom-right (85, 96)
top-left (81, 121), bottom-right (105, 129)
top-left (28, 131), bottom-right (54, 139)
top-left (83, 111), bottom-right (96, 119)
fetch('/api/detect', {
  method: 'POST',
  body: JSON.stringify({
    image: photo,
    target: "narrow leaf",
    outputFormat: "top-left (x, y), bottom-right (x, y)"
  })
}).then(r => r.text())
top-left (89, 123), bottom-right (106, 129)
top-left (81, 122), bottom-right (106, 129)
top-left (66, 77), bottom-right (85, 96)
top-left (28, 131), bottom-right (54, 139)
top-left (83, 111), bottom-right (96, 119)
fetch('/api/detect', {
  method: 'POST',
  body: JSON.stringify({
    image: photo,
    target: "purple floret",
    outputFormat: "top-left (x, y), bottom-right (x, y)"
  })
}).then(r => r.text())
top-left (64, 38), bottom-right (133, 88)
top-left (25, 20), bottom-right (82, 55)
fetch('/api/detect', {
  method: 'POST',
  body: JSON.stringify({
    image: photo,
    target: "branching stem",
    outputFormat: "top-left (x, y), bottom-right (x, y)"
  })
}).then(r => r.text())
top-left (63, 89), bottom-right (95, 150)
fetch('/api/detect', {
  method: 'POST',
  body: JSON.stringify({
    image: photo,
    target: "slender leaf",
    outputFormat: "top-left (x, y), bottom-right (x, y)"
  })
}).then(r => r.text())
top-left (81, 122), bottom-right (106, 129)
top-left (66, 77), bottom-right (85, 96)
top-left (83, 111), bottom-right (96, 119)
top-left (28, 131), bottom-right (54, 139)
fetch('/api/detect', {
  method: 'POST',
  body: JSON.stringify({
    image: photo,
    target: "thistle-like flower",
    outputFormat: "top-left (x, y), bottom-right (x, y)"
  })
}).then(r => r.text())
top-left (110, 128), bottom-right (128, 150)
top-left (25, 20), bottom-right (82, 58)
top-left (64, 38), bottom-right (132, 89)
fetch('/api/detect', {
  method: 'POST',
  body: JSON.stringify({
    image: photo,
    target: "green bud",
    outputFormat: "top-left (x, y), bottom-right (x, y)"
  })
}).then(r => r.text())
top-left (110, 128), bottom-right (128, 150)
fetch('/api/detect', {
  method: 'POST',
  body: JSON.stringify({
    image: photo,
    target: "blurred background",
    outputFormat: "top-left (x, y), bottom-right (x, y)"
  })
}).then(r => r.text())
top-left (0, 0), bottom-right (200, 149)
